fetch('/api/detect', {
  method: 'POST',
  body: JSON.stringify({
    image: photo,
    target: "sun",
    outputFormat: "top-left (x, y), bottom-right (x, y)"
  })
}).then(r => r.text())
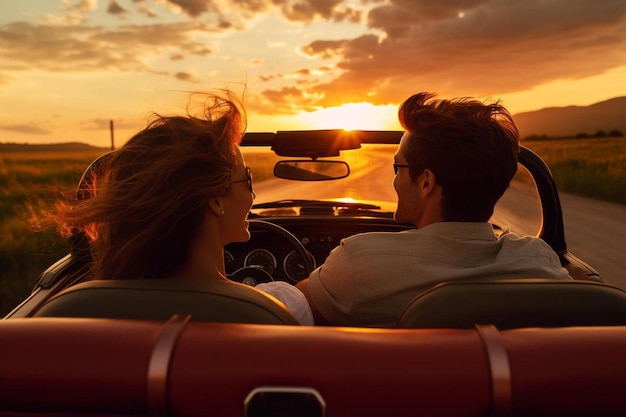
top-left (296, 102), bottom-right (401, 131)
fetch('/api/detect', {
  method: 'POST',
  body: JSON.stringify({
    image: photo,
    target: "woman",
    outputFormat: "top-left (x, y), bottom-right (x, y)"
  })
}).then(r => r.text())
top-left (51, 92), bottom-right (313, 324)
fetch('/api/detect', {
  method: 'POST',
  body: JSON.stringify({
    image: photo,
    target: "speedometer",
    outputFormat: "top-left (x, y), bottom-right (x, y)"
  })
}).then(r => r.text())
top-left (284, 250), bottom-right (316, 282)
top-left (243, 249), bottom-right (277, 275)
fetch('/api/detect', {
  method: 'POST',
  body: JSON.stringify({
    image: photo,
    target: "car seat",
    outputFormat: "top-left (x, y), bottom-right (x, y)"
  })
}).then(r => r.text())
top-left (396, 279), bottom-right (626, 329)
top-left (32, 278), bottom-right (299, 324)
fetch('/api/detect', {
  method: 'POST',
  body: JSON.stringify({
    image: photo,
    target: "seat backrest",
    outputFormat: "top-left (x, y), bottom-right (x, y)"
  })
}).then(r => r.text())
top-left (33, 279), bottom-right (299, 325)
top-left (396, 279), bottom-right (626, 329)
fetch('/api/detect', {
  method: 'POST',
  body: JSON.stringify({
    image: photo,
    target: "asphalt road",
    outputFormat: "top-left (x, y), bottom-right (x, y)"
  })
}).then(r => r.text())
top-left (558, 193), bottom-right (626, 290)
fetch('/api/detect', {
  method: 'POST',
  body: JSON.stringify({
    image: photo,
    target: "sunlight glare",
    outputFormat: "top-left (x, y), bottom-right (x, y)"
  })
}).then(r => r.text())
top-left (296, 102), bottom-right (400, 131)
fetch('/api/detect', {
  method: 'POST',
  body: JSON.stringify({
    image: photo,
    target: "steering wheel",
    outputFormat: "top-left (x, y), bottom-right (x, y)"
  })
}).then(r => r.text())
top-left (228, 220), bottom-right (314, 286)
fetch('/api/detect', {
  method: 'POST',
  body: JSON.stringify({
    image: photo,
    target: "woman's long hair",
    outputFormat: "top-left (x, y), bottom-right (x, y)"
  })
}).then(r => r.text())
top-left (53, 92), bottom-right (246, 280)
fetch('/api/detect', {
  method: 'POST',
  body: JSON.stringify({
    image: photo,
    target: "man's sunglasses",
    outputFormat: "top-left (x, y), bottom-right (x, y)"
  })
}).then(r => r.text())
top-left (393, 163), bottom-right (410, 174)
top-left (231, 166), bottom-right (255, 196)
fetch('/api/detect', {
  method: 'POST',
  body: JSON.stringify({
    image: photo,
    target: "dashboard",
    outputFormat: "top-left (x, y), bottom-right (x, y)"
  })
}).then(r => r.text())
top-left (224, 217), bottom-right (415, 283)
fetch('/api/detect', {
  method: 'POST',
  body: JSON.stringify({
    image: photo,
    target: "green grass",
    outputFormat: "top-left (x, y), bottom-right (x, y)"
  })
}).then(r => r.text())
top-left (523, 137), bottom-right (626, 204)
top-left (0, 151), bottom-right (107, 315)
top-left (1, 138), bottom-right (624, 316)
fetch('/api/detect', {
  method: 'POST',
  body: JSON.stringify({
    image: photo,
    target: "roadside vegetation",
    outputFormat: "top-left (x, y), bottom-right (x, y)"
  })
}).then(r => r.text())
top-left (0, 151), bottom-right (107, 315)
top-left (1, 137), bottom-right (624, 316)
top-left (523, 137), bottom-right (625, 205)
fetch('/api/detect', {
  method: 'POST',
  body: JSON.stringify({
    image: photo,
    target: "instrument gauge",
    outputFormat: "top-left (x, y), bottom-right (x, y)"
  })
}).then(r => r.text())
top-left (284, 250), bottom-right (316, 282)
top-left (244, 249), bottom-right (277, 275)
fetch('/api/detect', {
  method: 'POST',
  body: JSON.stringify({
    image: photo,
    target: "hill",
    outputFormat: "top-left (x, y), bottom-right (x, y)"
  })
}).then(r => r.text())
top-left (513, 96), bottom-right (626, 139)
top-left (0, 142), bottom-right (110, 153)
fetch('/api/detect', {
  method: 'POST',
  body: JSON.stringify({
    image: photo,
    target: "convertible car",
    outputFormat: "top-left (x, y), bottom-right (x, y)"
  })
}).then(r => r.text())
top-left (2, 130), bottom-right (626, 416)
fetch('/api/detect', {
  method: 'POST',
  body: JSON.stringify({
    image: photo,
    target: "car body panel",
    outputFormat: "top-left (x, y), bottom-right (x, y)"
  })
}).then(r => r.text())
top-left (1, 317), bottom-right (625, 416)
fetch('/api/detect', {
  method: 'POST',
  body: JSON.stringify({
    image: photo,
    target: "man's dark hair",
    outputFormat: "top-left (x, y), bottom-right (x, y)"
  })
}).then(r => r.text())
top-left (398, 92), bottom-right (520, 222)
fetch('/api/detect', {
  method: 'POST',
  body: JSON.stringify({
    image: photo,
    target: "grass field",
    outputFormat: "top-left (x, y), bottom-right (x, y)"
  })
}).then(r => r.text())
top-left (523, 137), bottom-right (626, 205)
top-left (0, 151), bottom-right (107, 315)
top-left (1, 137), bottom-right (624, 316)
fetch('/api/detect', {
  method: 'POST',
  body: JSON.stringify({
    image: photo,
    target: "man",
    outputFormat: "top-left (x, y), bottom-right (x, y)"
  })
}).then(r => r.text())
top-left (296, 92), bottom-right (571, 327)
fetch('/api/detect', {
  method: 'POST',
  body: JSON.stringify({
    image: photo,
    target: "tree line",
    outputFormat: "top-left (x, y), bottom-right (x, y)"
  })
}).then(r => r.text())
top-left (523, 129), bottom-right (624, 141)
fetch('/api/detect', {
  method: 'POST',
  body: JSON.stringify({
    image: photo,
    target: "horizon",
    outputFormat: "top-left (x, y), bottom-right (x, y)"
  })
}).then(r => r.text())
top-left (1, 1), bottom-right (625, 147)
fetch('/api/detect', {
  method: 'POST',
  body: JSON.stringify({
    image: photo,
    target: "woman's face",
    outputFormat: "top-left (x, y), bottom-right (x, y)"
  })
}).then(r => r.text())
top-left (219, 146), bottom-right (255, 245)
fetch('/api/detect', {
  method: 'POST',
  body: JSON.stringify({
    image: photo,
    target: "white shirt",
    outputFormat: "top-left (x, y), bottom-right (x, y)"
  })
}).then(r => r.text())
top-left (307, 222), bottom-right (571, 327)
top-left (256, 281), bottom-right (314, 325)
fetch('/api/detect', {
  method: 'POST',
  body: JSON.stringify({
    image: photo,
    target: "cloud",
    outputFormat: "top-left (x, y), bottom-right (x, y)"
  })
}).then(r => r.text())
top-left (367, 0), bottom-right (484, 38)
top-left (175, 71), bottom-right (199, 83)
top-left (300, 39), bottom-right (349, 59)
top-left (43, 11), bottom-right (87, 25)
top-left (163, 0), bottom-right (361, 24)
top-left (165, 0), bottom-right (214, 17)
top-left (278, 0), bottom-right (344, 22)
top-left (249, 86), bottom-right (321, 114)
top-left (2, 0), bottom-right (625, 120)
top-left (62, 0), bottom-right (98, 13)
top-left (163, 0), bottom-right (271, 21)
top-left (0, 124), bottom-right (51, 135)
top-left (42, 0), bottom-right (97, 25)
top-left (331, 4), bottom-right (363, 24)
top-left (107, 0), bottom-right (129, 16)
top-left (264, 0), bottom-right (626, 111)
top-left (0, 1), bottom-right (366, 94)
top-left (0, 21), bottom-right (216, 74)
top-left (137, 4), bottom-right (158, 18)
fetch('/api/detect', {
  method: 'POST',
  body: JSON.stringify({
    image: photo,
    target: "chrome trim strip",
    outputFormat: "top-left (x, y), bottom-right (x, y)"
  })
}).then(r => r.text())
top-left (244, 386), bottom-right (326, 417)
top-left (476, 324), bottom-right (512, 417)
top-left (147, 314), bottom-right (191, 417)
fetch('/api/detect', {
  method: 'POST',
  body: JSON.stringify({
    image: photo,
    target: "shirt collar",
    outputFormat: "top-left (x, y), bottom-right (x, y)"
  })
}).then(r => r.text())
top-left (416, 222), bottom-right (498, 241)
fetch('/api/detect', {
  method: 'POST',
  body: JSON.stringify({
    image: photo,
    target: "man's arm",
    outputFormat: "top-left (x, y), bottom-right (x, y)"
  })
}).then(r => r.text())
top-left (296, 279), bottom-right (330, 325)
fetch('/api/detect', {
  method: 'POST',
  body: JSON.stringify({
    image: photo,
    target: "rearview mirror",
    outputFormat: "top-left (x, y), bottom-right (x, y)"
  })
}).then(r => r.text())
top-left (274, 160), bottom-right (350, 181)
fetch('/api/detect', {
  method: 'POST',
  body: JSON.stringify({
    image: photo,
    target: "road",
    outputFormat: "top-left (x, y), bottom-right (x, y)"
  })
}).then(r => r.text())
top-left (558, 193), bottom-right (626, 289)
top-left (253, 146), bottom-right (626, 289)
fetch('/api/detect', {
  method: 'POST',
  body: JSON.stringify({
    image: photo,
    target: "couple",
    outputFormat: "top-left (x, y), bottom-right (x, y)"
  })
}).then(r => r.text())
top-left (51, 91), bottom-right (571, 327)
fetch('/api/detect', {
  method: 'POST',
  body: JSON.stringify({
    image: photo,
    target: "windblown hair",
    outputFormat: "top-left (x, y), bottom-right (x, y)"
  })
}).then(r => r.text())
top-left (53, 92), bottom-right (246, 280)
top-left (398, 92), bottom-right (520, 222)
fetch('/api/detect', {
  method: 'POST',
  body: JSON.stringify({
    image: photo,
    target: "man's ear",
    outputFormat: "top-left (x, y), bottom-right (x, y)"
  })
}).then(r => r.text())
top-left (420, 169), bottom-right (437, 196)
top-left (208, 198), bottom-right (224, 216)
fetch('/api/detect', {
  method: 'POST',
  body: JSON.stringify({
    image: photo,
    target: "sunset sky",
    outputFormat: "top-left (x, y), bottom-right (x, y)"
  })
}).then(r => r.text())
top-left (1, 0), bottom-right (625, 147)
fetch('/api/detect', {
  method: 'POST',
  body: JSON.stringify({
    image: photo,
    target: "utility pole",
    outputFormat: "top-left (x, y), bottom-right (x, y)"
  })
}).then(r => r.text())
top-left (109, 120), bottom-right (115, 150)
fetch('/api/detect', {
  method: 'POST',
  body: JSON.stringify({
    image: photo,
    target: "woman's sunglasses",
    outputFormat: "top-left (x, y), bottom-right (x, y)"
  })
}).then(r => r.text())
top-left (231, 166), bottom-right (255, 197)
